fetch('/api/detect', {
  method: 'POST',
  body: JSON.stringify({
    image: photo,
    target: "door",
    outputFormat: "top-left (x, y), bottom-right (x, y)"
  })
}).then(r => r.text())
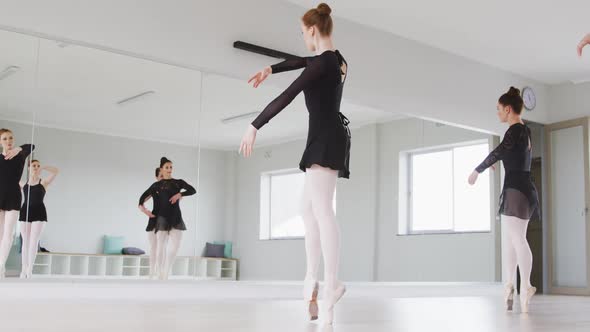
top-left (546, 118), bottom-right (590, 295)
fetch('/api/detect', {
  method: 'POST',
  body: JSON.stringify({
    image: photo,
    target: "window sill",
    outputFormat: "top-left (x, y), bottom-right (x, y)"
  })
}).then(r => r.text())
top-left (259, 237), bottom-right (305, 241)
top-left (397, 230), bottom-right (492, 236)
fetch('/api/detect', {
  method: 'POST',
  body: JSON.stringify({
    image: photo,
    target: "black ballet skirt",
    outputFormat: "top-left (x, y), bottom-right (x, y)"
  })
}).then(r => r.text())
top-left (476, 123), bottom-right (539, 220)
top-left (19, 179), bottom-right (48, 222)
top-left (0, 144), bottom-right (35, 211)
top-left (145, 193), bottom-right (159, 232)
top-left (251, 50), bottom-right (351, 179)
top-left (139, 178), bottom-right (196, 232)
top-left (146, 217), bottom-right (157, 232)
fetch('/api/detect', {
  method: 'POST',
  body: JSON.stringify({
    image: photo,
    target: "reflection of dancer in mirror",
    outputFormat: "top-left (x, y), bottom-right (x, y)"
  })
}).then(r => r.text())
top-left (0, 128), bottom-right (35, 278)
top-left (239, 3), bottom-right (350, 324)
top-left (138, 167), bottom-right (164, 279)
top-left (577, 33), bottom-right (590, 57)
top-left (139, 157), bottom-right (195, 280)
top-left (468, 87), bottom-right (539, 313)
top-left (19, 160), bottom-right (59, 279)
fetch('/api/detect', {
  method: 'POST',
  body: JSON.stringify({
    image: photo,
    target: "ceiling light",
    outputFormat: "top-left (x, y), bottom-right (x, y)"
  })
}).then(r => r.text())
top-left (0, 66), bottom-right (21, 81)
top-left (221, 111), bottom-right (260, 124)
top-left (570, 78), bottom-right (590, 85)
top-left (117, 91), bottom-right (156, 106)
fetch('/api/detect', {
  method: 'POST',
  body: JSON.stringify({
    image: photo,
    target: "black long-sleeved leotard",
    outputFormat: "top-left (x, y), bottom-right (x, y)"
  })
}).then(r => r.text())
top-left (139, 178), bottom-right (196, 232)
top-left (475, 123), bottom-right (539, 220)
top-left (0, 144), bottom-right (35, 211)
top-left (251, 50), bottom-right (351, 178)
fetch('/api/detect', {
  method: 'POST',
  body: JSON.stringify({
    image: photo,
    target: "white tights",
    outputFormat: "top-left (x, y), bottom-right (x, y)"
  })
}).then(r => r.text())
top-left (20, 221), bottom-right (46, 278)
top-left (301, 165), bottom-right (340, 292)
top-left (0, 210), bottom-right (19, 276)
top-left (155, 229), bottom-right (182, 280)
top-left (502, 215), bottom-right (533, 292)
top-left (147, 231), bottom-right (158, 277)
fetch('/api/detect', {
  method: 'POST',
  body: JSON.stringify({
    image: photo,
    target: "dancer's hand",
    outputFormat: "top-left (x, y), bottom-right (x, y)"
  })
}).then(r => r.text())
top-left (139, 205), bottom-right (155, 218)
top-left (239, 125), bottom-right (257, 158)
top-left (468, 171), bottom-right (479, 185)
top-left (4, 147), bottom-right (22, 160)
top-left (248, 66), bottom-right (272, 88)
top-left (578, 33), bottom-right (590, 57)
top-left (170, 193), bottom-right (182, 204)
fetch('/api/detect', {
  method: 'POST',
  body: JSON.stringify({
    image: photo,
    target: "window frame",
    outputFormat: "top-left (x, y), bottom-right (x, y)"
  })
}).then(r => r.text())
top-left (259, 168), bottom-right (306, 241)
top-left (405, 139), bottom-right (493, 236)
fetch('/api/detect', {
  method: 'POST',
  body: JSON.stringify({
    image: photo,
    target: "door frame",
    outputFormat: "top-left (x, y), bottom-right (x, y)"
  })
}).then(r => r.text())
top-left (545, 117), bottom-right (590, 295)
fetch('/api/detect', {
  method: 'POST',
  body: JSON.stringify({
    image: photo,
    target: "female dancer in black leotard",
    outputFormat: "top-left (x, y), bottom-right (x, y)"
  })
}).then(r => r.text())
top-left (468, 87), bottom-right (539, 313)
top-left (18, 160), bottom-right (58, 278)
top-left (138, 167), bottom-right (163, 279)
top-left (139, 157), bottom-right (195, 280)
top-left (0, 128), bottom-right (34, 278)
top-left (240, 3), bottom-right (349, 324)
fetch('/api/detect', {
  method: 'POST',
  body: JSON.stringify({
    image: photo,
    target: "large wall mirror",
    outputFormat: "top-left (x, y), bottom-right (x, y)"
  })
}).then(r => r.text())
top-left (1, 28), bottom-right (206, 280)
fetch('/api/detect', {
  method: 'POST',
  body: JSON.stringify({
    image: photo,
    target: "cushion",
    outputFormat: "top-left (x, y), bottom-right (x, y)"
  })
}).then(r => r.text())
top-left (122, 247), bottom-right (145, 255)
top-left (204, 242), bottom-right (225, 258)
top-left (103, 235), bottom-right (125, 255)
top-left (213, 241), bottom-right (233, 258)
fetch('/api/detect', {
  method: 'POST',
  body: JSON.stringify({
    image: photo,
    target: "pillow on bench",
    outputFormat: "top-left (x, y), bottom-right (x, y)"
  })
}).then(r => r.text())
top-left (103, 235), bottom-right (125, 255)
top-left (213, 241), bottom-right (233, 258)
top-left (122, 247), bottom-right (145, 255)
top-left (204, 243), bottom-right (225, 258)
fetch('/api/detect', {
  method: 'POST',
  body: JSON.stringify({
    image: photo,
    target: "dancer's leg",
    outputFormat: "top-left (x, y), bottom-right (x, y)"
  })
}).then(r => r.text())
top-left (162, 229), bottom-right (182, 280)
top-left (19, 222), bottom-right (31, 278)
top-left (26, 222), bottom-right (45, 277)
top-left (0, 211), bottom-right (19, 277)
top-left (147, 231), bottom-right (158, 278)
top-left (156, 231), bottom-right (169, 280)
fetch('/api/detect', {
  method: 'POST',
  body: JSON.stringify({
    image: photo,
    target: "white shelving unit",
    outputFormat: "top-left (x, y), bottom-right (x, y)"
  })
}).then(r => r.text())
top-left (33, 253), bottom-right (237, 280)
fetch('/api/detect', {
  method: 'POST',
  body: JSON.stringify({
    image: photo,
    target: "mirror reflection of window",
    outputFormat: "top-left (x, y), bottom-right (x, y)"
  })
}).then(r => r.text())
top-left (259, 170), bottom-right (336, 240)
top-left (408, 142), bottom-right (491, 234)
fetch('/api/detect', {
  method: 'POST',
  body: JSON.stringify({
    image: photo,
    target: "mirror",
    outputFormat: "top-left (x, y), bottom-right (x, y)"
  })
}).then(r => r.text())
top-left (0, 29), bottom-right (38, 277)
top-left (197, 71), bottom-right (503, 282)
top-left (16, 34), bottom-right (203, 280)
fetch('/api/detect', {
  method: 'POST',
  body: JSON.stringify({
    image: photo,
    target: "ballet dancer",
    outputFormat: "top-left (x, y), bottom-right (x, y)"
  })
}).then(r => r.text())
top-left (0, 128), bottom-right (35, 278)
top-left (468, 87), bottom-right (539, 313)
top-left (240, 3), bottom-right (351, 324)
top-left (18, 160), bottom-right (59, 278)
top-left (138, 167), bottom-right (164, 279)
top-left (139, 157), bottom-right (195, 280)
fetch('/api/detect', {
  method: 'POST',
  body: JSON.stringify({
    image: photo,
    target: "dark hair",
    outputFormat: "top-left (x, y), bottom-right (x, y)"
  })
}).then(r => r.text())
top-left (29, 159), bottom-right (40, 166)
top-left (302, 3), bottom-right (333, 36)
top-left (155, 167), bottom-right (161, 178)
top-left (160, 157), bottom-right (172, 168)
top-left (498, 87), bottom-right (524, 115)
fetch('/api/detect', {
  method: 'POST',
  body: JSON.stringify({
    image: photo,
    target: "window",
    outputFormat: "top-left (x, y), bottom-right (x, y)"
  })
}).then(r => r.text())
top-left (403, 141), bottom-right (491, 234)
top-left (260, 169), bottom-right (336, 240)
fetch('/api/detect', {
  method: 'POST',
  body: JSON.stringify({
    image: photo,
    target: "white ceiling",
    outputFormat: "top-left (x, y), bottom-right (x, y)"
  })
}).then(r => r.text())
top-left (287, 0), bottom-right (590, 84)
top-left (0, 29), bottom-right (405, 149)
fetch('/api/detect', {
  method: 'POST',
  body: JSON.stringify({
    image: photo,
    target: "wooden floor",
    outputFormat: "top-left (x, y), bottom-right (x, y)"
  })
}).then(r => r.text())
top-left (1, 279), bottom-right (588, 332)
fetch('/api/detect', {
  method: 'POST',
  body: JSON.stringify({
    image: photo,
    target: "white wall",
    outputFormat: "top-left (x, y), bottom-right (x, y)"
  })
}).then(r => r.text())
top-left (0, 0), bottom-right (549, 134)
top-left (227, 118), bottom-right (498, 281)
top-left (0, 119), bottom-right (227, 257)
top-left (548, 82), bottom-right (590, 123)
top-left (195, 148), bottom-right (230, 254)
top-left (375, 119), bottom-right (496, 282)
